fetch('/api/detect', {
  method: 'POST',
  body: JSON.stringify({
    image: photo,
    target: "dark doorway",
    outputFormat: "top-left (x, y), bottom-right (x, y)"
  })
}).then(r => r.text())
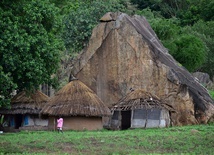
top-left (121, 110), bottom-right (131, 130)
top-left (15, 114), bottom-right (22, 129)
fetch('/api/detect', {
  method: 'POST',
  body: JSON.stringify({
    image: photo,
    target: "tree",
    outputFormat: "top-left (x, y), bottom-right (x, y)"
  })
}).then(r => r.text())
top-left (0, 66), bottom-right (16, 108)
top-left (131, 0), bottom-right (214, 26)
top-left (169, 34), bottom-right (206, 72)
top-left (130, 0), bottom-right (161, 10)
top-left (200, 0), bottom-right (214, 21)
top-left (131, 0), bottom-right (190, 18)
top-left (0, 0), bottom-right (64, 107)
top-left (183, 20), bottom-right (214, 77)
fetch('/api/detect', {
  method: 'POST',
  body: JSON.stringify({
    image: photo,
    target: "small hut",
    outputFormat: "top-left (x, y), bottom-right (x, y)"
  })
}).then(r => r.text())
top-left (109, 89), bottom-right (175, 130)
top-left (0, 90), bottom-right (49, 130)
top-left (41, 78), bottom-right (111, 131)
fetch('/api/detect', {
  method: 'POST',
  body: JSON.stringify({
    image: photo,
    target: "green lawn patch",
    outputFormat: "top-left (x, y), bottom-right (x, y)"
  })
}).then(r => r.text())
top-left (0, 124), bottom-right (213, 155)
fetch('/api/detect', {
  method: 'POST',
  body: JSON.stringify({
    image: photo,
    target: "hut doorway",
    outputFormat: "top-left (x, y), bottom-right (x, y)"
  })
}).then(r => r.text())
top-left (15, 114), bottom-right (22, 129)
top-left (121, 110), bottom-right (131, 130)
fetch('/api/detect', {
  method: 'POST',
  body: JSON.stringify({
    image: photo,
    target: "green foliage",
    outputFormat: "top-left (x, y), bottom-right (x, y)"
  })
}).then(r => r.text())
top-left (209, 90), bottom-right (214, 100)
top-left (131, 0), bottom-right (190, 18)
top-left (130, 0), bottom-right (161, 10)
top-left (168, 34), bottom-right (206, 72)
top-left (182, 20), bottom-right (214, 78)
top-left (0, 66), bottom-right (16, 107)
top-left (198, 0), bottom-right (214, 21)
top-left (135, 8), bottom-right (156, 19)
top-left (50, 0), bottom-right (81, 15)
top-left (150, 18), bottom-right (180, 40)
top-left (131, 0), bottom-right (214, 25)
top-left (62, 0), bottom-right (132, 54)
top-left (179, 6), bottom-right (200, 25)
top-left (0, 0), bottom-right (64, 107)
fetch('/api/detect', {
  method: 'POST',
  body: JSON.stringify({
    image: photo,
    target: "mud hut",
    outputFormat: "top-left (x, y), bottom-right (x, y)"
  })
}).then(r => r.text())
top-left (0, 90), bottom-right (49, 130)
top-left (109, 89), bottom-right (175, 130)
top-left (41, 78), bottom-right (111, 131)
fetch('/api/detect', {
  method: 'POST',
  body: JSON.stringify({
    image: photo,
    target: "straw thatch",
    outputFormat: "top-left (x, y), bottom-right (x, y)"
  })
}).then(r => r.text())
top-left (0, 90), bottom-right (49, 114)
top-left (112, 89), bottom-right (175, 112)
top-left (41, 79), bottom-right (111, 117)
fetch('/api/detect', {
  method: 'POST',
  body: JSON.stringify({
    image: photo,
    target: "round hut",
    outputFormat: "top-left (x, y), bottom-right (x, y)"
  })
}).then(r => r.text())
top-left (109, 89), bottom-right (175, 130)
top-left (41, 79), bottom-right (111, 131)
top-left (0, 90), bottom-right (49, 130)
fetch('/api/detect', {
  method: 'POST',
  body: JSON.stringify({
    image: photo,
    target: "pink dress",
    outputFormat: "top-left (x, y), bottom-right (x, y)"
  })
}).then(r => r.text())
top-left (57, 118), bottom-right (63, 128)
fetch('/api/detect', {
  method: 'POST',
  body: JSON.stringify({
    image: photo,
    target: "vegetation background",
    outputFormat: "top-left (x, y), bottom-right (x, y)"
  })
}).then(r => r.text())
top-left (0, 0), bottom-right (214, 107)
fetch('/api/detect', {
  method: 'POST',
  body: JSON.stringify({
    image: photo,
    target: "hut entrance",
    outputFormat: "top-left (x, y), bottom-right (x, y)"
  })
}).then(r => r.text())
top-left (121, 110), bottom-right (131, 130)
top-left (15, 114), bottom-right (22, 129)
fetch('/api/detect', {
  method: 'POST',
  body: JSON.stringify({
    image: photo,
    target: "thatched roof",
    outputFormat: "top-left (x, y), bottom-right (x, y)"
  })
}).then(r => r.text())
top-left (0, 90), bottom-right (49, 115)
top-left (41, 79), bottom-right (111, 117)
top-left (112, 89), bottom-right (175, 112)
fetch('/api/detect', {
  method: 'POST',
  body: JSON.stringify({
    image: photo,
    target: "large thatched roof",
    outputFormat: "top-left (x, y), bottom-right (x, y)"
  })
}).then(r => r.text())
top-left (112, 89), bottom-right (175, 111)
top-left (0, 90), bottom-right (49, 115)
top-left (41, 79), bottom-right (111, 117)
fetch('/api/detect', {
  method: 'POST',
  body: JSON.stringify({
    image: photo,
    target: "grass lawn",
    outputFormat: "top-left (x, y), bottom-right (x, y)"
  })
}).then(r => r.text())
top-left (0, 124), bottom-right (213, 155)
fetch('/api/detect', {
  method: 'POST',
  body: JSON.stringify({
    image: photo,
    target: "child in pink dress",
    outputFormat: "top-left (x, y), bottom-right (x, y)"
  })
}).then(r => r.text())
top-left (57, 116), bottom-right (63, 133)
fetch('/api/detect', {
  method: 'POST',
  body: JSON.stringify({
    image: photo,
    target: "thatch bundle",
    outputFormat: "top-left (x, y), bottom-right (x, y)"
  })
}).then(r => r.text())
top-left (0, 90), bottom-right (49, 114)
top-left (41, 79), bottom-right (111, 117)
top-left (112, 89), bottom-right (174, 111)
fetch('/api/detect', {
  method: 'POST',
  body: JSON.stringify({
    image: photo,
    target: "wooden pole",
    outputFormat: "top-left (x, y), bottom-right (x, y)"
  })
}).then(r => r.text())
top-left (54, 117), bottom-right (55, 132)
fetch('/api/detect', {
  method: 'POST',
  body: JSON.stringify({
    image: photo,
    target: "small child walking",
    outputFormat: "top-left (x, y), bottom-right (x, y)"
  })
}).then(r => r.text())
top-left (57, 116), bottom-right (63, 133)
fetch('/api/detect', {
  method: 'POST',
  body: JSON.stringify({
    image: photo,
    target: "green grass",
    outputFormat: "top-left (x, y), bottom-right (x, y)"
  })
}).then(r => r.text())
top-left (0, 124), bottom-right (214, 155)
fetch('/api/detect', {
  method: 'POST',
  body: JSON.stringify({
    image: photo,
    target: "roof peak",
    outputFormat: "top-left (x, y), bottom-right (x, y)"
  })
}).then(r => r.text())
top-left (69, 74), bottom-right (78, 82)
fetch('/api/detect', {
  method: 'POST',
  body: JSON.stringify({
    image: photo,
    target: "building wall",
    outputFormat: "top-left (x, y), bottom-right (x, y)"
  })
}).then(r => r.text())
top-left (131, 108), bottom-right (170, 128)
top-left (146, 108), bottom-right (161, 128)
top-left (1, 115), bottom-right (13, 127)
top-left (23, 115), bottom-right (48, 127)
top-left (48, 116), bottom-right (103, 131)
top-left (111, 108), bottom-right (171, 130)
top-left (34, 117), bottom-right (48, 126)
top-left (2, 114), bottom-right (48, 131)
top-left (131, 109), bottom-right (146, 128)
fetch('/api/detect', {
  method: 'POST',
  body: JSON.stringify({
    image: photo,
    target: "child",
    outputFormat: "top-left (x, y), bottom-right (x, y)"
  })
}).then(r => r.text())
top-left (57, 116), bottom-right (63, 133)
